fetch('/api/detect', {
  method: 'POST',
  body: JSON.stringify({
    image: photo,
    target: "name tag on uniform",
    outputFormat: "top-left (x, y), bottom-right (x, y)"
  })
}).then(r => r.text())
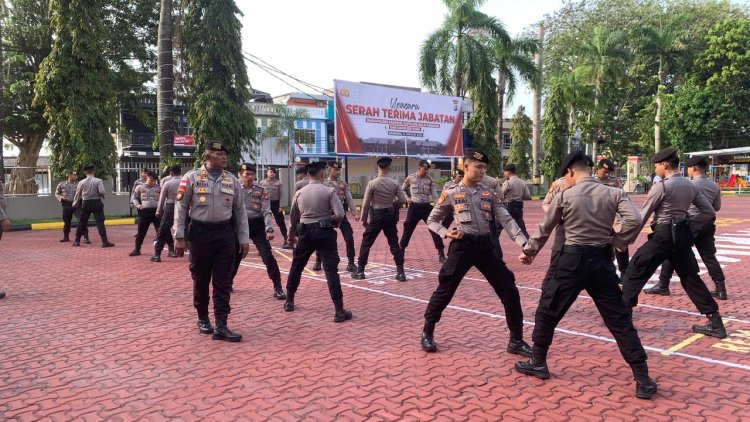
top-left (221, 187), bottom-right (234, 194)
top-left (455, 203), bottom-right (469, 212)
top-left (195, 181), bottom-right (209, 187)
top-left (221, 180), bottom-right (232, 186)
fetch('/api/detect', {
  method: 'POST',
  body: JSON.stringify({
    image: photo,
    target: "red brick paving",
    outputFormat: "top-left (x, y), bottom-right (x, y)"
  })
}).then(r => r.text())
top-left (1, 195), bottom-right (749, 420)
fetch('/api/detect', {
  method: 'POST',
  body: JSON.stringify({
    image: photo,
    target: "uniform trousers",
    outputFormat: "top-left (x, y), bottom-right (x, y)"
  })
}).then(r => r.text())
top-left (270, 200), bottom-right (288, 239)
top-left (424, 234), bottom-right (523, 338)
top-left (499, 201), bottom-right (529, 238)
top-left (399, 202), bottom-right (445, 251)
top-left (155, 203), bottom-right (175, 253)
top-left (621, 227), bottom-right (718, 314)
top-left (232, 217), bottom-right (281, 284)
top-left (135, 208), bottom-right (160, 249)
top-left (286, 224), bottom-right (342, 302)
top-left (533, 245), bottom-right (648, 364)
top-left (76, 199), bottom-right (108, 241)
top-left (658, 222), bottom-right (724, 284)
top-left (358, 208), bottom-right (404, 267)
top-left (316, 216), bottom-right (356, 263)
top-left (615, 247), bottom-right (630, 274)
top-left (188, 220), bottom-right (235, 318)
top-left (62, 200), bottom-right (87, 237)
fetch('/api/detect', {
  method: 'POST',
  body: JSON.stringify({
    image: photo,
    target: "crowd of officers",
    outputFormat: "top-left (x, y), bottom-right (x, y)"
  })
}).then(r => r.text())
top-left (20, 139), bottom-right (731, 401)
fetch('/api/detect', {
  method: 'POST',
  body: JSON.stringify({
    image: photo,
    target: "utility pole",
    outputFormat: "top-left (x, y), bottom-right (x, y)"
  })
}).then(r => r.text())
top-left (531, 22), bottom-right (544, 185)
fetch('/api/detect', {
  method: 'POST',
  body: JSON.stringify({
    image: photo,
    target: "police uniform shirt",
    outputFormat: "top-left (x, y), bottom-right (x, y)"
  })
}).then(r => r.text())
top-left (73, 175), bottom-right (106, 205)
top-left (542, 177), bottom-right (568, 213)
top-left (639, 173), bottom-right (715, 231)
top-left (481, 175), bottom-right (505, 201)
top-left (502, 175), bottom-right (531, 202)
top-left (295, 177), bottom-right (311, 191)
top-left (241, 183), bottom-right (274, 231)
top-left (598, 176), bottom-right (622, 188)
top-left (157, 177), bottom-right (181, 215)
top-left (132, 184), bottom-right (161, 209)
top-left (690, 175), bottom-right (721, 214)
top-left (173, 165), bottom-right (249, 244)
top-left (131, 179), bottom-right (145, 201)
top-left (260, 177), bottom-right (282, 201)
top-left (0, 182), bottom-right (7, 221)
top-left (324, 177), bottom-right (358, 216)
top-left (427, 181), bottom-right (527, 247)
top-left (360, 176), bottom-right (408, 223)
top-left (55, 181), bottom-right (77, 203)
top-left (289, 180), bottom-right (345, 231)
top-left (524, 177), bottom-right (642, 255)
top-left (402, 173), bottom-right (437, 204)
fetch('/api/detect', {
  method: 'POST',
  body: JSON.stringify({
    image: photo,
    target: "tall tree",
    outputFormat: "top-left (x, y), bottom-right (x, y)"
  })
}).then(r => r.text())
top-left (559, 67), bottom-right (591, 153)
top-left (262, 103), bottom-right (310, 206)
top-left (34, 0), bottom-right (117, 178)
top-left (0, 0), bottom-right (6, 184)
top-left (507, 106), bottom-right (532, 179)
top-left (157, 0), bottom-right (175, 163)
top-left (184, 0), bottom-right (255, 168)
top-left (418, 0), bottom-right (510, 97)
top-left (541, 77), bottom-right (567, 182)
top-left (465, 72), bottom-right (501, 175)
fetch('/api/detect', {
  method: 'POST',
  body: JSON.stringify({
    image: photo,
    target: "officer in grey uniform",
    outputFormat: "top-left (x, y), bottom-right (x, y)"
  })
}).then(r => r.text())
top-left (283, 161), bottom-right (352, 322)
top-left (515, 151), bottom-right (657, 400)
top-left (354, 157), bottom-right (408, 281)
top-left (440, 169), bottom-right (464, 230)
top-left (399, 160), bottom-right (446, 263)
top-left (595, 159), bottom-right (630, 274)
top-left (421, 149), bottom-right (532, 357)
top-left (130, 171), bottom-right (161, 256)
top-left (501, 164), bottom-right (531, 238)
top-left (55, 170), bottom-right (89, 243)
top-left (73, 165), bottom-right (115, 248)
top-left (647, 156), bottom-right (727, 300)
top-left (295, 166), bottom-right (311, 191)
top-left (621, 148), bottom-right (727, 339)
top-left (260, 168), bottom-right (291, 249)
top-left (312, 161), bottom-right (359, 273)
top-left (231, 163), bottom-right (285, 299)
top-left (174, 141), bottom-right (250, 342)
top-left (0, 180), bottom-right (8, 298)
top-left (131, 168), bottom-right (149, 227)
top-left (153, 165), bottom-right (181, 262)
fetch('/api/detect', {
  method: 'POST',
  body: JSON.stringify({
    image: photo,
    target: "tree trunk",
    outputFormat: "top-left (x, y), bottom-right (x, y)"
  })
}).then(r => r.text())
top-left (567, 104), bottom-right (576, 153)
top-left (157, 0), bottom-right (175, 163)
top-left (496, 70), bottom-right (506, 150)
top-left (654, 60), bottom-right (664, 152)
top-left (531, 23), bottom-right (544, 181)
top-left (8, 134), bottom-right (44, 194)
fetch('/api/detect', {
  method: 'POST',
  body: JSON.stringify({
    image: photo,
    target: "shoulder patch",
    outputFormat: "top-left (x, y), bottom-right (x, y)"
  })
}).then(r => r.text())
top-left (437, 191), bottom-right (448, 205)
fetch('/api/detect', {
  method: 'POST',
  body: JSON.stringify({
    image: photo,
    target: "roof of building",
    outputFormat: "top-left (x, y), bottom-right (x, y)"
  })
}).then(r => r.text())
top-left (688, 146), bottom-right (750, 157)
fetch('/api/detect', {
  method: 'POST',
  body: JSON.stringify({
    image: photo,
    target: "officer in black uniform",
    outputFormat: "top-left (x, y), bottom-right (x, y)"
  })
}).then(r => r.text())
top-left (621, 148), bottom-right (727, 339)
top-left (283, 161), bottom-right (352, 322)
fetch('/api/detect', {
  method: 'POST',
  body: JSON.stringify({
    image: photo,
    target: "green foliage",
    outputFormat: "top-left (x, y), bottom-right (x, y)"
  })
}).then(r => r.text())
top-left (466, 70), bottom-right (502, 175)
top-left (184, 0), bottom-right (256, 170)
top-left (508, 106), bottom-right (532, 179)
top-left (262, 104), bottom-right (311, 155)
top-left (541, 78), bottom-right (567, 182)
top-left (33, 0), bottom-right (117, 179)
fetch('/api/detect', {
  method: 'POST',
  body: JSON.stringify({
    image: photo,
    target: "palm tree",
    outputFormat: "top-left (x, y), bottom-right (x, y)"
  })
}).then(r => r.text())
top-left (634, 17), bottom-right (689, 153)
top-left (492, 35), bottom-right (538, 149)
top-left (157, 0), bottom-right (175, 164)
top-left (558, 67), bottom-right (592, 153)
top-left (419, 0), bottom-right (510, 97)
top-left (263, 104), bottom-right (310, 206)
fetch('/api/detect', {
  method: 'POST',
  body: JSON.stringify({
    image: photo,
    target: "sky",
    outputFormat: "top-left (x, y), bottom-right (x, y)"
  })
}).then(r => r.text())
top-left (239, 0), bottom-right (567, 113)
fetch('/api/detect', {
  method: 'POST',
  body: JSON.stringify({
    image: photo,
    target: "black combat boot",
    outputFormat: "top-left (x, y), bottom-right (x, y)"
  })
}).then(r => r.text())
top-left (312, 260), bottom-right (322, 271)
top-left (692, 312), bottom-right (728, 339)
top-left (197, 316), bottom-right (214, 334)
top-left (346, 259), bottom-right (357, 273)
top-left (281, 238), bottom-right (293, 249)
top-left (630, 362), bottom-right (657, 400)
top-left (515, 345), bottom-right (550, 379)
top-left (284, 292), bottom-right (295, 311)
top-left (353, 264), bottom-right (366, 280)
top-left (333, 299), bottom-right (353, 323)
top-left (644, 279), bottom-right (670, 296)
top-left (507, 337), bottom-right (533, 357)
top-left (421, 322), bottom-right (438, 352)
top-left (73, 238), bottom-right (81, 247)
top-left (212, 314), bottom-right (242, 342)
top-left (101, 237), bottom-right (115, 248)
top-left (0, 291), bottom-right (6, 299)
top-left (60, 235), bottom-right (70, 242)
top-left (168, 245), bottom-right (177, 258)
top-left (438, 250), bottom-right (447, 264)
top-left (395, 265), bottom-right (407, 282)
top-left (84, 235), bottom-right (91, 244)
top-left (151, 251), bottom-right (161, 262)
top-left (273, 280), bottom-right (286, 300)
top-left (711, 280), bottom-right (728, 300)
top-left (129, 248), bottom-right (141, 257)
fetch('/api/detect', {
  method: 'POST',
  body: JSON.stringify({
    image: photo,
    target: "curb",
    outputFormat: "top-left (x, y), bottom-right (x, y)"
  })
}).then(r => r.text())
top-left (10, 218), bottom-right (136, 232)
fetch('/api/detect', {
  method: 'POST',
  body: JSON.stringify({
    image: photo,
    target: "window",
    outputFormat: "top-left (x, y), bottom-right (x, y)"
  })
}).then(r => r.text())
top-left (502, 133), bottom-right (512, 150)
top-left (294, 128), bottom-right (316, 145)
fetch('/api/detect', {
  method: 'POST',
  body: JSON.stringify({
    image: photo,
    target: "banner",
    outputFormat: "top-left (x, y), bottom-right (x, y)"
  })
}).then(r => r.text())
top-left (334, 80), bottom-right (463, 157)
top-left (174, 135), bottom-right (194, 146)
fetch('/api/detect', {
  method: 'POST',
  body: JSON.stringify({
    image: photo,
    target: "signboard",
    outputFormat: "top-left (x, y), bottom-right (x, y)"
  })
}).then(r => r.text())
top-left (334, 80), bottom-right (463, 157)
top-left (174, 135), bottom-right (194, 146)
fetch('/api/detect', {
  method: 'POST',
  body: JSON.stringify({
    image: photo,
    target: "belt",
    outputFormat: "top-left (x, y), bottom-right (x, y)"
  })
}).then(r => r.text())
top-left (190, 219), bottom-right (232, 230)
top-left (651, 220), bottom-right (688, 232)
top-left (562, 245), bottom-right (612, 256)
top-left (82, 198), bottom-right (102, 202)
top-left (373, 208), bottom-right (394, 215)
top-left (460, 233), bottom-right (491, 243)
top-left (410, 201), bottom-right (431, 206)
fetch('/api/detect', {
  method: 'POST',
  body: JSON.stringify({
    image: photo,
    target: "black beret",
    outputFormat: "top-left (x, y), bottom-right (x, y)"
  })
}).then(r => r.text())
top-left (651, 147), bottom-right (677, 163)
top-left (327, 161), bottom-right (341, 169)
top-left (240, 163), bottom-right (256, 173)
top-left (686, 156), bottom-right (707, 167)
top-left (597, 159), bottom-right (615, 170)
top-left (503, 163), bottom-right (517, 173)
top-left (376, 157), bottom-right (392, 167)
top-left (464, 148), bottom-right (489, 164)
top-left (559, 151), bottom-right (594, 177)
top-left (205, 141), bottom-right (229, 154)
top-left (295, 165), bottom-right (308, 175)
top-left (419, 160), bottom-right (430, 168)
top-left (307, 161), bottom-right (327, 172)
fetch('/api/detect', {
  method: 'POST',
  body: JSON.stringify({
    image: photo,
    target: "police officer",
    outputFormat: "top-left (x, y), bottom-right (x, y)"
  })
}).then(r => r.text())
top-left (131, 168), bottom-right (149, 227)
top-left (152, 165), bottom-right (181, 262)
top-left (421, 148), bottom-right (531, 356)
top-left (260, 168), bottom-right (291, 249)
top-left (73, 165), bottom-right (115, 248)
top-left (595, 159), bottom-right (630, 274)
top-left (231, 163), bottom-right (286, 299)
top-left (283, 161), bottom-right (352, 322)
top-left (501, 164), bottom-right (531, 238)
top-left (55, 170), bottom-right (89, 243)
top-left (399, 160), bottom-right (446, 263)
top-left (0, 179), bottom-right (9, 299)
top-left (295, 165), bottom-right (310, 191)
top-left (130, 171), bottom-right (161, 256)
top-left (515, 151), bottom-right (656, 399)
top-left (312, 161), bottom-right (359, 273)
top-left (621, 148), bottom-right (727, 339)
top-left (440, 169), bottom-right (464, 230)
top-left (646, 156), bottom-right (727, 300)
top-left (174, 141), bottom-right (249, 342)
top-left (354, 157), bottom-right (408, 281)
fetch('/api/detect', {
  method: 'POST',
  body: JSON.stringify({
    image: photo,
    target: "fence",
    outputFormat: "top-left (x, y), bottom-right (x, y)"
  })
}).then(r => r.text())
top-left (2, 165), bottom-right (53, 196)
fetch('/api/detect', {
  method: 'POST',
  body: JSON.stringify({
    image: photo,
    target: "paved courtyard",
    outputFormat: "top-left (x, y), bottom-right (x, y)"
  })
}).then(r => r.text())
top-left (1, 195), bottom-right (749, 420)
